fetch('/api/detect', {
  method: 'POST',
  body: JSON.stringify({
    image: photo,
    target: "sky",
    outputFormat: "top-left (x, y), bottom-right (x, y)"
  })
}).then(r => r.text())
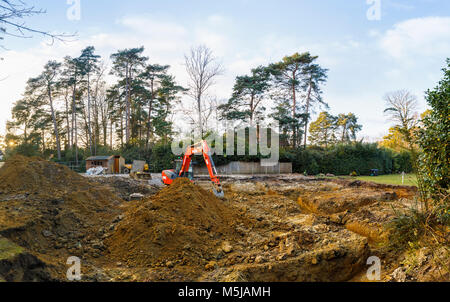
top-left (0, 0), bottom-right (449, 141)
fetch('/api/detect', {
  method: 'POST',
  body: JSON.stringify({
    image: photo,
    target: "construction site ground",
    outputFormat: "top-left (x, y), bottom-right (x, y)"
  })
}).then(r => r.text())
top-left (0, 156), bottom-right (448, 282)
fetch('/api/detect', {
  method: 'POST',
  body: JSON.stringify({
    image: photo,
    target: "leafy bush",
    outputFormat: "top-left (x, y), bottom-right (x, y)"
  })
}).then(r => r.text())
top-left (418, 59), bottom-right (449, 200)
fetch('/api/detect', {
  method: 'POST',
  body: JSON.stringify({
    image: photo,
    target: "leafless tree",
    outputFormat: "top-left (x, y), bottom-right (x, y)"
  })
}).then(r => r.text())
top-left (384, 89), bottom-right (419, 152)
top-left (184, 45), bottom-right (224, 137)
top-left (0, 0), bottom-right (74, 44)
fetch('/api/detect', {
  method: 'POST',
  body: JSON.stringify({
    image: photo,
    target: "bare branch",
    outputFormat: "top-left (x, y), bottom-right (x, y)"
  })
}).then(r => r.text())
top-left (0, 0), bottom-right (76, 46)
top-left (184, 45), bottom-right (224, 135)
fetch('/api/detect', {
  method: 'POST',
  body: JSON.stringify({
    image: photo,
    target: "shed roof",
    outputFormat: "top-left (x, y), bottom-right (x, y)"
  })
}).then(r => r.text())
top-left (86, 155), bottom-right (113, 161)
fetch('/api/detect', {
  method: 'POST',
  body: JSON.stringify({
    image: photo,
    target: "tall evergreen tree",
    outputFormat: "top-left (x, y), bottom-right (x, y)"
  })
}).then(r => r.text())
top-left (269, 53), bottom-right (310, 147)
top-left (140, 64), bottom-right (170, 149)
top-left (219, 66), bottom-right (270, 126)
top-left (62, 55), bottom-right (84, 162)
top-left (26, 60), bottom-right (62, 159)
top-left (301, 54), bottom-right (328, 148)
top-left (110, 47), bottom-right (148, 144)
top-left (152, 75), bottom-right (187, 144)
top-left (336, 113), bottom-right (362, 143)
top-left (78, 46), bottom-right (100, 155)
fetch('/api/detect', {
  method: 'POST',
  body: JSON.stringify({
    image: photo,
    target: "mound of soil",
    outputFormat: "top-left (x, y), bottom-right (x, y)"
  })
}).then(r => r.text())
top-left (0, 156), bottom-right (122, 281)
top-left (106, 178), bottom-right (246, 271)
top-left (0, 155), bottom-right (88, 194)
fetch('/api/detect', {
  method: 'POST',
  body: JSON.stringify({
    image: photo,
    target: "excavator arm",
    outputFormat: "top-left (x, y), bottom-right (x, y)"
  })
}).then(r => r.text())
top-left (163, 140), bottom-right (224, 198)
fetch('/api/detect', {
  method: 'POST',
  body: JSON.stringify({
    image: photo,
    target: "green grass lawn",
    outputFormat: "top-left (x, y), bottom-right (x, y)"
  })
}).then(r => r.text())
top-left (355, 174), bottom-right (417, 186)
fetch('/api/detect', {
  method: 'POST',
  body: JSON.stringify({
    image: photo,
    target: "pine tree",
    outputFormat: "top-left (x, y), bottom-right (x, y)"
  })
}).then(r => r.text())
top-left (78, 46), bottom-right (100, 155)
top-left (26, 60), bottom-right (63, 159)
top-left (62, 55), bottom-right (84, 162)
top-left (301, 54), bottom-right (328, 148)
top-left (140, 64), bottom-right (170, 149)
top-left (336, 113), bottom-right (362, 143)
top-left (308, 112), bottom-right (337, 148)
top-left (110, 47), bottom-right (148, 144)
top-left (153, 75), bottom-right (187, 144)
top-left (220, 66), bottom-right (271, 126)
top-left (269, 53), bottom-right (309, 147)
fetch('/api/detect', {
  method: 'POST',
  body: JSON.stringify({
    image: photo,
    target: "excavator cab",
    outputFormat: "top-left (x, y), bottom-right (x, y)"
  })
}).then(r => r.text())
top-left (175, 159), bottom-right (194, 180)
top-left (161, 160), bottom-right (195, 184)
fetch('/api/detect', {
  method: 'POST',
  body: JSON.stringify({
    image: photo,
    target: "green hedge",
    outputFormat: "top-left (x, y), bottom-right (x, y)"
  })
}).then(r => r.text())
top-left (285, 143), bottom-right (412, 176)
top-left (209, 142), bottom-right (412, 176)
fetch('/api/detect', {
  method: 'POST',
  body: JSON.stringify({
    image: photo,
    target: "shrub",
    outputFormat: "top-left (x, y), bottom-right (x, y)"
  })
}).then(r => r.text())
top-left (418, 59), bottom-right (449, 200)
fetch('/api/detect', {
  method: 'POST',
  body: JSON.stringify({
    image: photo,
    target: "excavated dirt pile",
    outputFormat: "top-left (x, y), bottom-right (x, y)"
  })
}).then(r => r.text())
top-left (106, 178), bottom-right (249, 274)
top-left (0, 156), bottom-right (122, 281)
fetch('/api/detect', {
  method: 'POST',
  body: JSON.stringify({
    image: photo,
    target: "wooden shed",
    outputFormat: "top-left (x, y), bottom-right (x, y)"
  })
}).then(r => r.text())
top-left (86, 155), bottom-right (125, 174)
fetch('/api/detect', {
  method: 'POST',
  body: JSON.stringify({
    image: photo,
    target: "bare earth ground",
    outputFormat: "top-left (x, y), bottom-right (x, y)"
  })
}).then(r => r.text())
top-left (0, 157), bottom-right (448, 282)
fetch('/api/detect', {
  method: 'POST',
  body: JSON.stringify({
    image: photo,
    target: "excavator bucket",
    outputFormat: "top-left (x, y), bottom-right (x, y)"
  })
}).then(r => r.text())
top-left (212, 184), bottom-right (225, 199)
top-left (213, 188), bottom-right (225, 199)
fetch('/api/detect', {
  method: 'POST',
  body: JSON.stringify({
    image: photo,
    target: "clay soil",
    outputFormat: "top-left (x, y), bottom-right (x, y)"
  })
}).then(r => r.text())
top-left (0, 157), bottom-right (447, 282)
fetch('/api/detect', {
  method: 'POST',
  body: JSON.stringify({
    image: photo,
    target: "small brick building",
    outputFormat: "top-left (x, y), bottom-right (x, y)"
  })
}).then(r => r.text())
top-left (86, 155), bottom-right (125, 174)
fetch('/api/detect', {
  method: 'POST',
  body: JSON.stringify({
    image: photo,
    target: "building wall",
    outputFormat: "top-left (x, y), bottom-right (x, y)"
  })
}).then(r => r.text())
top-left (107, 157), bottom-right (115, 174)
top-left (194, 161), bottom-right (292, 175)
top-left (86, 156), bottom-right (126, 174)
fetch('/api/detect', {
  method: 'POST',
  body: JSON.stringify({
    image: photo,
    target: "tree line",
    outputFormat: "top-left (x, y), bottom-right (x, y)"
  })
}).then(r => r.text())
top-left (219, 52), bottom-right (329, 149)
top-left (5, 46), bottom-right (186, 162)
top-left (4, 45), bottom-right (349, 161)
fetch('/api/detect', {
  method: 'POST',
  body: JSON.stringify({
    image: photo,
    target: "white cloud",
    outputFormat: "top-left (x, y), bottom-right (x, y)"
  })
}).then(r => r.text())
top-left (1, 13), bottom-right (446, 141)
top-left (380, 17), bottom-right (450, 60)
top-left (0, 14), bottom-right (236, 135)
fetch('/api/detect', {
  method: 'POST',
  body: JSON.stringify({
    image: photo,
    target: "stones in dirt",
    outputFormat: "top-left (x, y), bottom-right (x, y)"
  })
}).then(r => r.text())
top-left (205, 261), bottom-right (218, 270)
top-left (221, 241), bottom-right (233, 253)
top-left (391, 267), bottom-right (407, 282)
top-left (129, 193), bottom-right (145, 201)
top-left (42, 230), bottom-right (53, 238)
top-left (201, 229), bottom-right (370, 282)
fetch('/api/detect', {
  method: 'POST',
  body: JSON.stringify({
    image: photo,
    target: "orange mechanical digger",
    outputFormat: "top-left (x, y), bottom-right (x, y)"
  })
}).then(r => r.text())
top-left (161, 140), bottom-right (225, 198)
